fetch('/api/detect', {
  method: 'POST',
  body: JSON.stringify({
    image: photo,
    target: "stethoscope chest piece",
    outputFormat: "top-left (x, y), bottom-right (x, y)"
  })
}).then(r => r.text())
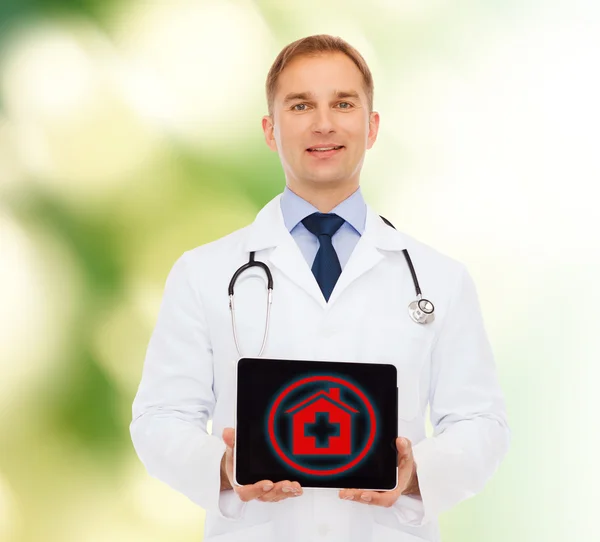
top-left (408, 297), bottom-right (435, 325)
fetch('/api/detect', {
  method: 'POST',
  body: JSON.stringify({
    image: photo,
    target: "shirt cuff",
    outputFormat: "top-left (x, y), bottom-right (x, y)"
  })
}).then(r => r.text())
top-left (391, 494), bottom-right (426, 526)
top-left (218, 489), bottom-right (248, 520)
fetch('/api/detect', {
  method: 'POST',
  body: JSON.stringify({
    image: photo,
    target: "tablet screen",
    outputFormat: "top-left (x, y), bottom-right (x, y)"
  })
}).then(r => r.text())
top-left (235, 357), bottom-right (398, 490)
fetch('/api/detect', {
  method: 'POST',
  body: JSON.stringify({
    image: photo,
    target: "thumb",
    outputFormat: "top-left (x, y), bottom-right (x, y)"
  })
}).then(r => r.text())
top-left (396, 437), bottom-right (407, 457)
top-left (222, 427), bottom-right (235, 448)
top-left (396, 437), bottom-right (414, 467)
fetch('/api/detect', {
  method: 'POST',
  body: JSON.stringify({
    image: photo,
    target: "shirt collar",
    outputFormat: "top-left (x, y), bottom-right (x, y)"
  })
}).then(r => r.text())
top-left (280, 186), bottom-right (366, 235)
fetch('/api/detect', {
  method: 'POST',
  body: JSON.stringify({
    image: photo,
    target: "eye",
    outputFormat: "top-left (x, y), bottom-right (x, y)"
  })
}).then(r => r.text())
top-left (292, 103), bottom-right (308, 111)
top-left (337, 102), bottom-right (353, 109)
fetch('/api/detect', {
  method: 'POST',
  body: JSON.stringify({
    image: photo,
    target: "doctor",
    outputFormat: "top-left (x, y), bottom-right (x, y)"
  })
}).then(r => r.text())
top-left (130, 34), bottom-right (510, 542)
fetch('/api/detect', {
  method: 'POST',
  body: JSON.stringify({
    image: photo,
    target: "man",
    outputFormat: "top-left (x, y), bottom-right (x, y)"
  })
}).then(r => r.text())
top-left (130, 35), bottom-right (510, 542)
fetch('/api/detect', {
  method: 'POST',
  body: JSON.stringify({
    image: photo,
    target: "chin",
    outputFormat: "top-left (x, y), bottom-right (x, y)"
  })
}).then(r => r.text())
top-left (306, 168), bottom-right (347, 181)
top-left (308, 177), bottom-right (351, 189)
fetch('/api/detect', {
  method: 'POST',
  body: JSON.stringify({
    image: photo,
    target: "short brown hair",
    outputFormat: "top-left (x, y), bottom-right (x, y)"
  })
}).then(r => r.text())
top-left (265, 34), bottom-right (374, 116)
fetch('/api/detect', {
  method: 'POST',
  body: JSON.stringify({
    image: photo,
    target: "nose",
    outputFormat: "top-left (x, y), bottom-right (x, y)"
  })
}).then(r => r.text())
top-left (311, 107), bottom-right (336, 134)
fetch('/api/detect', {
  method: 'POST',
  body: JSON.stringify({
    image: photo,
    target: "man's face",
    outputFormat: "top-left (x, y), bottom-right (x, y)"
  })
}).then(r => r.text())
top-left (262, 52), bottom-right (379, 191)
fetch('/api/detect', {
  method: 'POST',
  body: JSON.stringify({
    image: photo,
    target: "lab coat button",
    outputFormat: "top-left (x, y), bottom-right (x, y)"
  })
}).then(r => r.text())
top-left (318, 523), bottom-right (329, 535)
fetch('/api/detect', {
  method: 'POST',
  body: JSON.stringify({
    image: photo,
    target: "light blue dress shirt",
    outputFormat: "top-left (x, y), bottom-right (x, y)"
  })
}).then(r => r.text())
top-left (280, 186), bottom-right (366, 271)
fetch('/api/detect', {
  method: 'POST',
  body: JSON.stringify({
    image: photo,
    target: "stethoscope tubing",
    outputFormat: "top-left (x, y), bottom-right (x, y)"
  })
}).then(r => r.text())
top-left (228, 252), bottom-right (274, 358)
top-left (228, 216), bottom-right (434, 358)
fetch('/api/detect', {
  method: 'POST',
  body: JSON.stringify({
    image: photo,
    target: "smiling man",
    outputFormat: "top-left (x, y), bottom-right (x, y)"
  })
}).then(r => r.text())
top-left (131, 35), bottom-right (510, 542)
top-left (263, 45), bottom-right (378, 214)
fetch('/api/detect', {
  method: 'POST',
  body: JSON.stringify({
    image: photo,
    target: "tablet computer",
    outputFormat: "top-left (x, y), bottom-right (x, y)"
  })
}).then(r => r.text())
top-left (234, 357), bottom-right (398, 491)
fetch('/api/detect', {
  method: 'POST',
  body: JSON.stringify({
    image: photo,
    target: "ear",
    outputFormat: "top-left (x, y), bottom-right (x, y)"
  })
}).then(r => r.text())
top-left (366, 111), bottom-right (380, 150)
top-left (262, 115), bottom-right (278, 152)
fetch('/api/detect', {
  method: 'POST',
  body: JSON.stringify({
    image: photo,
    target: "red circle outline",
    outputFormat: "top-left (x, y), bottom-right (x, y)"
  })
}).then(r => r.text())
top-left (267, 375), bottom-right (376, 476)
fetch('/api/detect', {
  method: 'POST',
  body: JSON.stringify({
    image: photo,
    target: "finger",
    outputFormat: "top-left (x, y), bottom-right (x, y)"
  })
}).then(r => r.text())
top-left (257, 480), bottom-right (293, 502)
top-left (258, 480), bottom-right (301, 502)
top-left (222, 427), bottom-right (235, 448)
top-left (290, 481), bottom-right (303, 495)
top-left (277, 480), bottom-right (303, 501)
top-left (225, 441), bottom-right (234, 469)
top-left (271, 483), bottom-right (303, 502)
top-left (398, 459), bottom-right (415, 493)
top-left (236, 479), bottom-right (275, 502)
top-left (396, 437), bottom-right (412, 462)
top-left (345, 489), bottom-right (367, 502)
top-left (340, 487), bottom-right (398, 506)
top-left (396, 438), bottom-right (415, 491)
top-left (357, 490), bottom-right (396, 508)
top-left (338, 488), bottom-right (359, 501)
top-left (256, 480), bottom-right (284, 502)
top-left (398, 444), bottom-right (414, 473)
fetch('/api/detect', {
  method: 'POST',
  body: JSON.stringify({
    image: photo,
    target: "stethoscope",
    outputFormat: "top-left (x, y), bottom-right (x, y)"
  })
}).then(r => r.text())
top-left (228, 216), bottom-right (435, 357)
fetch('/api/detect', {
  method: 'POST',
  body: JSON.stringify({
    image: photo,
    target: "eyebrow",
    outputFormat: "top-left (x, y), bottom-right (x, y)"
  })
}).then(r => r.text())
top-left (282, 90), bottom-right (361, 104)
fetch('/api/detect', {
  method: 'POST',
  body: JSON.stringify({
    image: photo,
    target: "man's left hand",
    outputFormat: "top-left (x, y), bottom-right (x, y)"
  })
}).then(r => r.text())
top-left (338, 437), bottom-right (420, 507)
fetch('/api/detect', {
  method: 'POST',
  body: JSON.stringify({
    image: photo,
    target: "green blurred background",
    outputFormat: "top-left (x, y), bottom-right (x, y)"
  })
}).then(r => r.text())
top-left (1, 1), bottom-right (598, 540)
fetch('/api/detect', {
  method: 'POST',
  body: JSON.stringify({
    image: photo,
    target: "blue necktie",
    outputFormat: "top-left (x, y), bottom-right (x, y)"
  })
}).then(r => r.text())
top-left (301, 212), bottom-right (345, 301)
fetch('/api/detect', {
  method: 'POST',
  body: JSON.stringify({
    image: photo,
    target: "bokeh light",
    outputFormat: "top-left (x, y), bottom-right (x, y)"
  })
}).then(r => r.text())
top-left (113, 0), bottom-right (273, 149)
top-left (1, 19), bottom-right (162, 205)
top-left (0, 212), bottom-right (80, 411)
top-left (0, 473), bottom-right (18, 541)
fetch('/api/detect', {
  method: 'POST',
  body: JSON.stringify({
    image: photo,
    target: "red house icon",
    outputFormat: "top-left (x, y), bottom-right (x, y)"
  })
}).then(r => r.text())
top-left (285, 387), bottom-right (358, 455)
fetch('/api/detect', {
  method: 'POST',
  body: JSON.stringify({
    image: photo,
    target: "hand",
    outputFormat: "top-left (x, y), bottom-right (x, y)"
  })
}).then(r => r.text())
top-left (338, 437), bottom-right (419, 507)
top-left (221, 427), bottom-right (303, 502)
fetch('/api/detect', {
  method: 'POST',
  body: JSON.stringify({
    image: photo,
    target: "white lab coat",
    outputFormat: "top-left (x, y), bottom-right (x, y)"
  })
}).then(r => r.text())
top-left (130, 194), bottom-right (510, 542)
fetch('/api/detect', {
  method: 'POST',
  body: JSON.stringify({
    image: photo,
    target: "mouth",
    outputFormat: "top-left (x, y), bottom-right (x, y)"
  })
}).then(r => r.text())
top-left (306, 145), bottom-right (345, 158)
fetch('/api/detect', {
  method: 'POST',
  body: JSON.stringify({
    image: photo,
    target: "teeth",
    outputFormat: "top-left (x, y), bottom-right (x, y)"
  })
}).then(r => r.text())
top-left (310, 146), bottom-right (341, 151)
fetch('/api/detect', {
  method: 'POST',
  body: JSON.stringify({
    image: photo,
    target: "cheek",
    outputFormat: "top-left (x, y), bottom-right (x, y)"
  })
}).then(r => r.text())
top-left (340, 120), bottom-right (368, 145)
top-left (279, 133), bottom-right (306, 163)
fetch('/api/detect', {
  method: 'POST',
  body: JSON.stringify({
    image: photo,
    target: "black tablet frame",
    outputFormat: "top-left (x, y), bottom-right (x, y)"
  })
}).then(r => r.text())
top-left (234, 357), bottom-right (399, 491)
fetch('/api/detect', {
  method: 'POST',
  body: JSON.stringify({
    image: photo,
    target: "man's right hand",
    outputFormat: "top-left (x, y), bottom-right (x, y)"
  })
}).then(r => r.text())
top-left (221, 427), bottom-right (303, 502)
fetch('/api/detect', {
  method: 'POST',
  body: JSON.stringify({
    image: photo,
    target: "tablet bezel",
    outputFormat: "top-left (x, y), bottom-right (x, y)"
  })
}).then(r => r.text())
top-left (233, 357), bottom-right (399, 492)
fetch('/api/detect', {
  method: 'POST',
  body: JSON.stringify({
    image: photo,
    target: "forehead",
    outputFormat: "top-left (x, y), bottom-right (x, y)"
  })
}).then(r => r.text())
top-left (274, 52), bottom-right (366, 100)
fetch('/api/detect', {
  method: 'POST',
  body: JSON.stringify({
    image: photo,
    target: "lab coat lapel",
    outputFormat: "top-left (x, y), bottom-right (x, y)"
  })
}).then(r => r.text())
top-left (326, 239), bottom-right (382, 306)
top-left (244, 195), bottom-right (326, 308)
top-left (244, 195), bottom-right (406, 309)
top-left (269, 237), bottom-right (327, 307)
top-left (327, 205), bottom-right (406, 306)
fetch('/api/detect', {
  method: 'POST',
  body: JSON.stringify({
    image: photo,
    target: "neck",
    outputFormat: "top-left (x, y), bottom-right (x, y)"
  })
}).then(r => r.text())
top-left (286, 182), bottom-right (360, 213)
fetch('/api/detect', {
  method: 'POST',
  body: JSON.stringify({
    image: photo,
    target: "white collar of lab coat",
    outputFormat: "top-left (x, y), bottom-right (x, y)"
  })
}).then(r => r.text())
top-left (244, 194), bottom-right (407, 253)
top-left (244, 194), bottom-right (408, 307)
